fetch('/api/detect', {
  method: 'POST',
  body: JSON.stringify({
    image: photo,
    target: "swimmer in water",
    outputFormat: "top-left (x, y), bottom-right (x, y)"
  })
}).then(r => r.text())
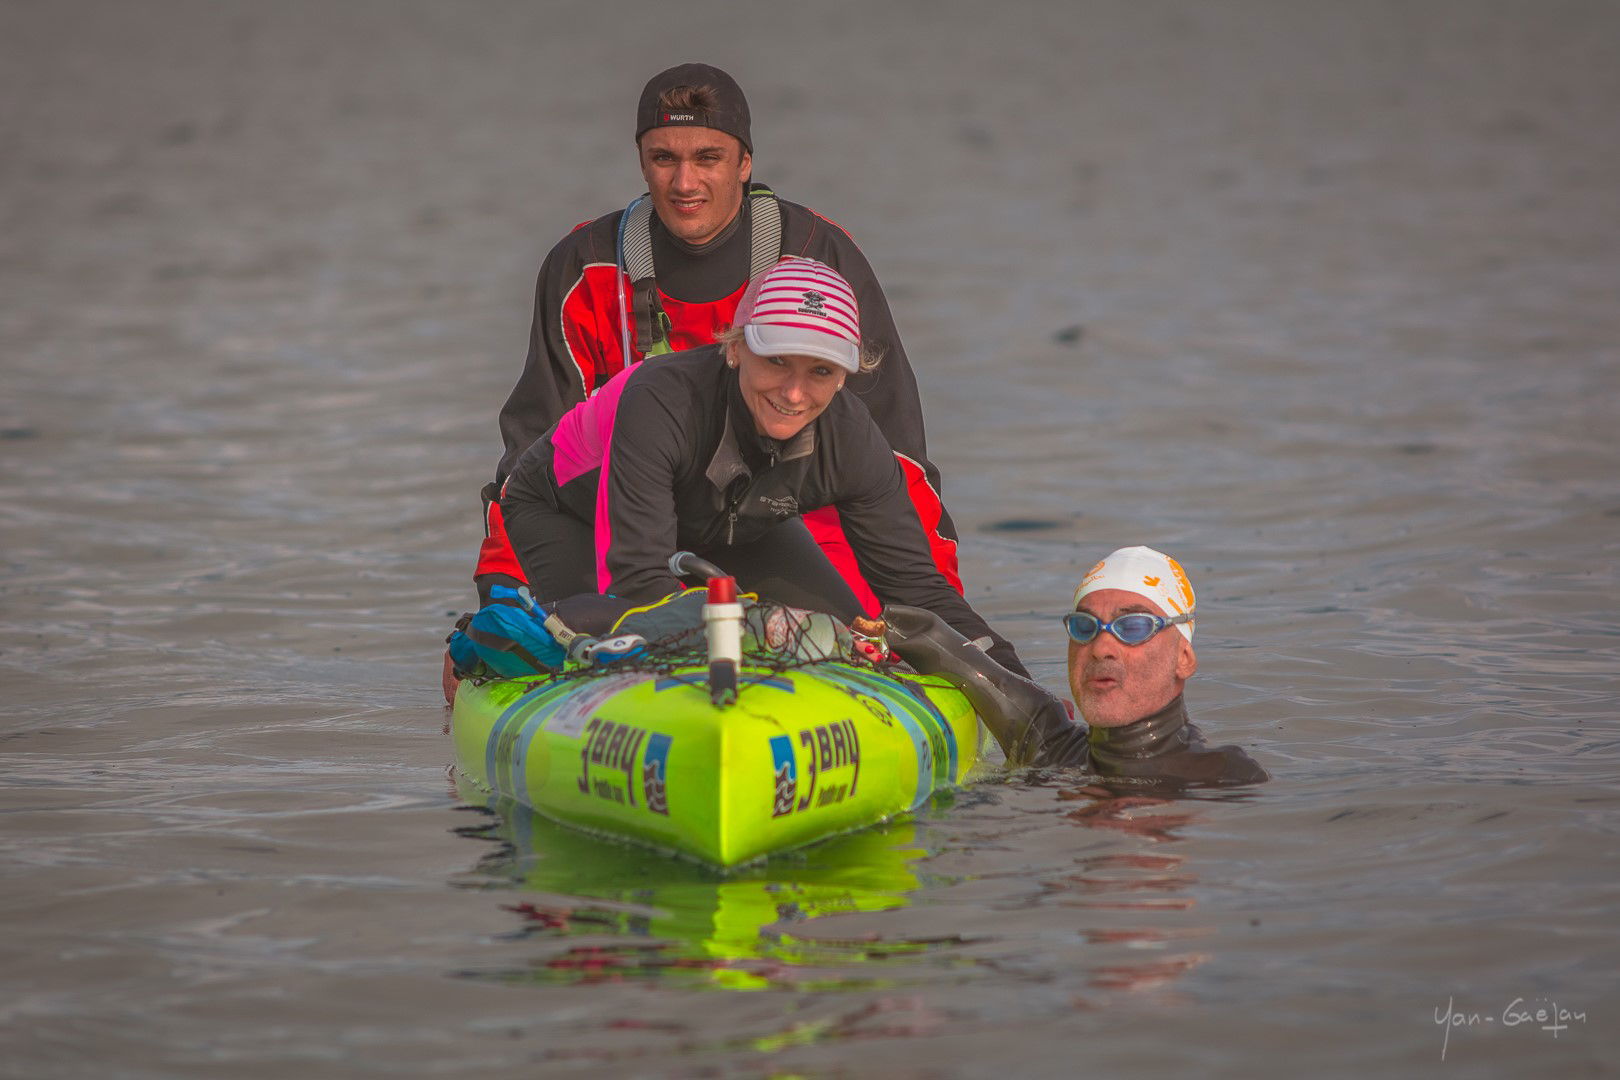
top-left (885, 545), bottom-right (1267, 786)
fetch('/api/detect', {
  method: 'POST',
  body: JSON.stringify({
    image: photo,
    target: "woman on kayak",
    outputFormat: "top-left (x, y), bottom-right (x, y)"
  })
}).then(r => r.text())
top-left (499, 256), bottom-right (1028, 676)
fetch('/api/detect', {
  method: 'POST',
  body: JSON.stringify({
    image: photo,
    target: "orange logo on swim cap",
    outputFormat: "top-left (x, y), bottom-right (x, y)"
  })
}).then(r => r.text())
top-left (1168, 558), bottom-right (1195, 610)
top-left (1072, 545), bottom-right (1197, 641)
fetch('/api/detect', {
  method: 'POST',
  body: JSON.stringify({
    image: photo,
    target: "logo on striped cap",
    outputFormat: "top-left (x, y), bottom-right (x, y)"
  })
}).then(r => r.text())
top-left (738, 258), bottom-right (861, 373)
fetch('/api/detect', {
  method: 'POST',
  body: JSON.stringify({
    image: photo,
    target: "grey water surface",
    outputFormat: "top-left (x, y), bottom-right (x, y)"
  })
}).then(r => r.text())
top-left (2, 1), bottom-right (1617, 1076)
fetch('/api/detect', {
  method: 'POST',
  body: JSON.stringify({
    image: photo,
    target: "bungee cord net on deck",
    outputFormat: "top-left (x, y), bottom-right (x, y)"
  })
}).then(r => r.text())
top-left (453, 590), bottom-right (888, 690)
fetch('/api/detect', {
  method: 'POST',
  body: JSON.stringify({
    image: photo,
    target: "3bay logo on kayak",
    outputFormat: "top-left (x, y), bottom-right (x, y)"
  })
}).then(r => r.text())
top-left (767, 721), bottom-right (863, 818)
top-left (577, 717), bottom-right (650, 807)
top-left (797, 720), bottom-right (861, 812)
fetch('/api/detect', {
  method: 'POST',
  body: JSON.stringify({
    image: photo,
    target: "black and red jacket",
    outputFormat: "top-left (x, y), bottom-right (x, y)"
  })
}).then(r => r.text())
top-left (475, 184), bottom-right (961, 611)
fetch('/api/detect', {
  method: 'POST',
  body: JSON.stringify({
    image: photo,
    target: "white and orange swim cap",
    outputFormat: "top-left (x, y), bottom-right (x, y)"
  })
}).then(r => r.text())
top-left (1073, 546), bottom-right (1197, 641)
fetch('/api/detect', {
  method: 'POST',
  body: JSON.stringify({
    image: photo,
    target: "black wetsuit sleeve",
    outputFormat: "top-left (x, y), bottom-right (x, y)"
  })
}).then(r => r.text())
top-left (830, 414), bottom-right (1027, 675)
top-left (599, 381), bottom-right (691, 602)
top-left (1023, 724), bottom-right (1093, 769)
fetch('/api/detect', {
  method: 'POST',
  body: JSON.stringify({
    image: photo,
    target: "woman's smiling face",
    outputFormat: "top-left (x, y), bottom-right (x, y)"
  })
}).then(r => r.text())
top-left (732, 342), bottom-right (845, 440)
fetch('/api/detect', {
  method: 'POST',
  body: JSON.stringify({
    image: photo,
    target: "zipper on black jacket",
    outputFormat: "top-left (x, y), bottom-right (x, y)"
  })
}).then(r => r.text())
top-left (722, 473), bottom-right (749, 547)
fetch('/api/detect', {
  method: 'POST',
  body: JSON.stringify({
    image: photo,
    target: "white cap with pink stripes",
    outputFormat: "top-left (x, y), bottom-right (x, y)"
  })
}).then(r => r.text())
top-left (736, 256), bottom-right (862, 373)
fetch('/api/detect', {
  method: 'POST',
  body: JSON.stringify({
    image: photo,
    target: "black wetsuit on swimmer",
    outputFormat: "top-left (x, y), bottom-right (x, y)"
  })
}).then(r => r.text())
top-left (883, 605), bottom-right (1268, 786)
top-left (1074, 695), bottom-right (1268, 785)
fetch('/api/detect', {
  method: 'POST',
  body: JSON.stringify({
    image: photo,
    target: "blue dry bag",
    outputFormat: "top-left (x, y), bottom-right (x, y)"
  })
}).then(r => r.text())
top-left (446, 585), bottom-right (567, 677)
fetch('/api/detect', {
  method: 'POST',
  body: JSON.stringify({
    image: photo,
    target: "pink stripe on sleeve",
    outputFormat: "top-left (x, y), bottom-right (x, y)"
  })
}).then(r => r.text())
top-left (551, 363), bottom-right (636, 486)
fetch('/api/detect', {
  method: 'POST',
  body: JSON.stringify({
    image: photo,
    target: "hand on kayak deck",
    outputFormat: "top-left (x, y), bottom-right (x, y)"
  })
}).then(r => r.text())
top-left (441, 650), bottom-right (459, 705)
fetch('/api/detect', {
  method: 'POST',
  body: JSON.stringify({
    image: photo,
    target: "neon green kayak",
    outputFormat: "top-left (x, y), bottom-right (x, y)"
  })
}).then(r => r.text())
top-left (452, 661), bottom-right (986, 868)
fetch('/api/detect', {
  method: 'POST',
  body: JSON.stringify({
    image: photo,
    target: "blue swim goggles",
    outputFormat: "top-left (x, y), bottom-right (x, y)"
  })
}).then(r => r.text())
top-left (1062, 609), bottom-right (1193, 646)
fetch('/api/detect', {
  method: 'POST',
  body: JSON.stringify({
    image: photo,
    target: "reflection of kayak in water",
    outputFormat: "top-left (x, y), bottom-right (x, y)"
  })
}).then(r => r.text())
top-left (451, 657), bottom-right (986, 868)
top-left (461, 788), bottom-right (947, 990)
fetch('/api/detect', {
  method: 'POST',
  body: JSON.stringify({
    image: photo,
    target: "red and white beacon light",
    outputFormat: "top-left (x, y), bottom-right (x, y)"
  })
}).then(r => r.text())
top-left (703, 575), bottom-right (742, 706)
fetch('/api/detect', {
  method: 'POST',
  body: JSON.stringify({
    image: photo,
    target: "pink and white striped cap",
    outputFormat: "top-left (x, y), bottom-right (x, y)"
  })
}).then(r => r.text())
top-left (736, 257), bottom-right (862, 373)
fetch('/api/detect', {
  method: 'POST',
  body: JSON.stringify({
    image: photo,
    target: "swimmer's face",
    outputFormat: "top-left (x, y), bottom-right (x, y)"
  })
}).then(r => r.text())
top-left (731, 341), bottom-right (845, 440)
top-left (1068, 588), bottom-right (1197, 729)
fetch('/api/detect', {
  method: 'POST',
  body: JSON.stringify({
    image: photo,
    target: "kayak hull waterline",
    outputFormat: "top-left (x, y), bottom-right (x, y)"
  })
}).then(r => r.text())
top-left (452, 662), bottom-right (986, 867)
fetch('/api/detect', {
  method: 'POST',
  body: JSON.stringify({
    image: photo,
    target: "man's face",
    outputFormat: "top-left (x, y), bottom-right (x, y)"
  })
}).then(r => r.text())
top-left (1067, 588), bottom-right (1197, 729)
top-left (637, 127), bottom-right (752, 246)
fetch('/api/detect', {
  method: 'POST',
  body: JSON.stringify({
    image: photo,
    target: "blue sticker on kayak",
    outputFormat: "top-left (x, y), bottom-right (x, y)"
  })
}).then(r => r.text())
top-left (643, 733), bottom-right (672, 815)
top-left (769, 735), bottom-right (796, 818)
